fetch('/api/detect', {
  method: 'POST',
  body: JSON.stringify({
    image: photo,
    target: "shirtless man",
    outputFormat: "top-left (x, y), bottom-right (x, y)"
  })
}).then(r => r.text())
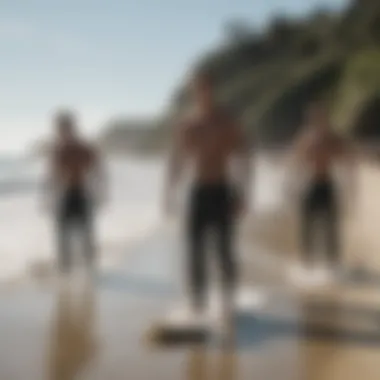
top-left (46, 110), bottom-right (105, 275)
top-left (290, 102), bottom-right (355, 282)
top-left (164, 68), bottom-right (252, 324)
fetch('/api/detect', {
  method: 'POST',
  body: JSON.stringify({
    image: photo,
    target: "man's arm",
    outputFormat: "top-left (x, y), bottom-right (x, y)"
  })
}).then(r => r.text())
top-left (234, 121), bottom-right (252, 214)
top-left (338, 137), bottom-right (358, 210)
top-left (283, 128), bottom-right (309, 198)
top-left (163, 122), bottom-right (187, 216)
top-left (41, 147), bottom-right (59, 212)
top-left (288, 129), bottom-right (308, 169)
top-left (90, 146), bottom-right (107, 206)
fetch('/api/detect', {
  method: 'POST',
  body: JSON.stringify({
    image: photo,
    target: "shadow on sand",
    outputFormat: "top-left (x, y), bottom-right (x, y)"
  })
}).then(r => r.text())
top-left (340, 267), bottom-right (380, 287)
top-left (233, 301), bottom-right (380, 350)
top-left (98, 271), bottom-right (177, 298)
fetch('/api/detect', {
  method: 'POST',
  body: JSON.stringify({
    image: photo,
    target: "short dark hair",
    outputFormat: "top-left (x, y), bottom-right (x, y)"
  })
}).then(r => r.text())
top-left (193, 65), bottom-right (214, 86)
top-left (55, 109), bottom-right (75, 126)
top-left (307, 98), bottom-right (328, 113)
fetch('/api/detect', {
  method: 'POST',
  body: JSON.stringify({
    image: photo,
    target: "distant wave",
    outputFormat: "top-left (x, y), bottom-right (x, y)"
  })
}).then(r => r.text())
top-left (0, 157), bottom-right (41, 196)
top-left (0, 179), bottom-right (39, 195)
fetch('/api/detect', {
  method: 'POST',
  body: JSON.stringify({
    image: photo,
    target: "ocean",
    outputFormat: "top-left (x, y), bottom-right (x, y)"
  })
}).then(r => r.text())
top-left (0, 155), bottom-right (286, 282)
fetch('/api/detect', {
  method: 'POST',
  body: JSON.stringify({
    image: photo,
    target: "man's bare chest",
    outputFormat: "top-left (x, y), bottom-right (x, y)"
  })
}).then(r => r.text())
top-left (190, 123), bottom-right (232, 152)
top-left (305, 137), bottom-right (338, 163)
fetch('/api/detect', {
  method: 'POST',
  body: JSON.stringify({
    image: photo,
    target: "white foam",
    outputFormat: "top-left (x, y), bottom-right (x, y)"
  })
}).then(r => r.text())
top-left (0, 155), bottom-right (286, 282)
top-left (0, 158), bottom-right (164, 281)
top-left (286, 263), bottom-right (334, 289)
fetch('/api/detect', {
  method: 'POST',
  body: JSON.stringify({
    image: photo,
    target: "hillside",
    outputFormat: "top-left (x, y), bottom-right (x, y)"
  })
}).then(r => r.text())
top-left (33, 0), bottom-right (380, 156)
top-left (167, 0), bottom-right (380, 147)
top-left (30, 118), bottom-right (167, 157)
top-left (97, 115), bottom-right (176, 155)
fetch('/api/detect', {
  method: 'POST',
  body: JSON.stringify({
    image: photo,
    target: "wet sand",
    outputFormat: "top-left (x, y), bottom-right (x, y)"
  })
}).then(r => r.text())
top-left (248, 158), bottom-right (380, 271)
top-left (1, 160), bottom-right (380, 379)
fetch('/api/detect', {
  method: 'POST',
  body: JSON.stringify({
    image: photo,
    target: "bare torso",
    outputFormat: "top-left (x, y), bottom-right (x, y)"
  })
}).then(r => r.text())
top-left (299, 129), bottom-right (344, 180)
top-left (53, 142), bottom-right (95, 189)
top-left (181, 109), bottom-right (239, 184)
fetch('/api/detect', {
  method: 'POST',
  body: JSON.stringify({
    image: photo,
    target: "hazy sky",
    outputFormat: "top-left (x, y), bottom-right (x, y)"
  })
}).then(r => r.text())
top-left (0, 0), bottom-right (348, 153)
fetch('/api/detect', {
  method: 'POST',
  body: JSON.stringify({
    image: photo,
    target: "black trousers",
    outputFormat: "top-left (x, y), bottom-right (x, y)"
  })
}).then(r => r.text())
top-left (186, 182), bottom-right (237, 310)
top-left (56, 187), bottom-right (95, 273)
top-left (301, 177), bottom-right (340, 267)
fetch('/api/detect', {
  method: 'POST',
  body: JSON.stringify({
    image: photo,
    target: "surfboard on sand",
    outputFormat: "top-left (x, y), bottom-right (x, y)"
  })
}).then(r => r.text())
top-left (146, 322), bottom-right (210, 346)
top-left (145, 304), bottom-right (218, 346)
top-left (144, 300), bottom-right (237, 347)
top-left (145, 288), bottom-right (265, 346)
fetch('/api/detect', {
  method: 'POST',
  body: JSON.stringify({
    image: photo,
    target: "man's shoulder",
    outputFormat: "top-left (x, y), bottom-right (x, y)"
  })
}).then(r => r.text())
top-left (218, 105), bottom-right (236, 120)
top-left (81, 140), bottom-right (95, 152)
top-left (80, 142), bottom-right (98, 161)
top-left (50, 142), bottom-right (63, 156)
top-left (329, 132), bottom-right (349, 153)
top-left (52, 140), bottom-right (95, 155)
top-left (177, 112), bottom-right (200, 134)
top-left (294, 127), bottom-right (314, 149)
top-left (330, 131), bottom-right (344, 143)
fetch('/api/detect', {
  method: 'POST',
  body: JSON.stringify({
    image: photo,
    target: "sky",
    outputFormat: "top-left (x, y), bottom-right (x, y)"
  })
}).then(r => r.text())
top-left (0, 0), bottom-right (349, 153)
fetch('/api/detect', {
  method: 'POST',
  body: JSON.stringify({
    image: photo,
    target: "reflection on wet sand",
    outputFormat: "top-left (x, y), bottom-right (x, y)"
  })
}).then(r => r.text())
top-left (216, 348), bottom-right (238, 380)
top-left (186, 346), bottom-right (208, 380)
top-left (185, 345), bottom-right (237, 380)
top-left (48, 281), bottom-right (97, 380)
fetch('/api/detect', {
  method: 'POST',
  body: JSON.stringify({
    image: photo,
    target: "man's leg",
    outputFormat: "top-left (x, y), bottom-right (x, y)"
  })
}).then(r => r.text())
top-left (214, 187), bottom-right (237, 327)
top-left (81, 209), bottom-right (96, 272)
top-left (300, 193), bottom-right (316, 268)
top-left (56, 189), bottom-right (78, 275)
top-left (70, 189), bottom-right (96, 273)
top-left (187, 191), bottom-right (208, 314)
top-left (56, 216), bottom-right (72, 274)
top-left (324, 189), bottom-right (340, 271)
top-left (216, 224), bottom-right (237, 329)
top-left (216, 222), bottom-right (236, 303)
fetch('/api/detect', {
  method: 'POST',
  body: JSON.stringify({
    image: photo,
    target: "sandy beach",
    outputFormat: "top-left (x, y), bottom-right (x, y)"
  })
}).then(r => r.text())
top-left (1, 156), bottom-right (380, 379)
top-left (248, 156), bottom-right (380, 270)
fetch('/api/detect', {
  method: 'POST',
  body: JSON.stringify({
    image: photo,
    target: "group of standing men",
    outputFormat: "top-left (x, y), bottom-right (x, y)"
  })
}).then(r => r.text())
top-left (45, 67), bottom-right (356, 323)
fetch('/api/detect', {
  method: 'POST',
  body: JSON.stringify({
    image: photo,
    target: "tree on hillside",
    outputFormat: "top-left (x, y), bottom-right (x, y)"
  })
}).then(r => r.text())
top-left (224, 19), bottom-right (255, 44)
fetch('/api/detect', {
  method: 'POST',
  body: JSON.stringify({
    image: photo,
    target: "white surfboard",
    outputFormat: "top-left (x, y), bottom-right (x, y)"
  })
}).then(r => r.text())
top-left (146, 287), bottom-right (267, 344)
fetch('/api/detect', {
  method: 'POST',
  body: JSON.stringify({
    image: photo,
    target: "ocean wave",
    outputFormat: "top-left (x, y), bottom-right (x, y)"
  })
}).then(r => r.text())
top-left (0, 155), bottom-right (284, 282)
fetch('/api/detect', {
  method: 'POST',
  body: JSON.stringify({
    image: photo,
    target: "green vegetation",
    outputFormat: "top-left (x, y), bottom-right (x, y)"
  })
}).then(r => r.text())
top-left (168, 0), bottom-right (380, 146)
top-left (333, 50), bottom-right (380, 134)
top-left (99, 0), bottom-right (380, 154)
top-left (97, 117), bottom-right (172, 156)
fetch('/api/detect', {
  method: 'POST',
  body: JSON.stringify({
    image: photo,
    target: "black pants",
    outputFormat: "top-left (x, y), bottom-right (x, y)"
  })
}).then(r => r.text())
top-left (301, 178), bottom-right (339, 267)
top-left (186, 182), bottom-right (237, 310)
top-left (56, 187), bottom-right (94, 273)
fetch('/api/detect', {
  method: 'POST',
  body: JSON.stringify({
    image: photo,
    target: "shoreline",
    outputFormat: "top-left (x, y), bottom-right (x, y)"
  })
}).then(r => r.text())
top-left (22, 223), bottom-right (170, 286)
top-left (2, 152), bottom-right (380, 289)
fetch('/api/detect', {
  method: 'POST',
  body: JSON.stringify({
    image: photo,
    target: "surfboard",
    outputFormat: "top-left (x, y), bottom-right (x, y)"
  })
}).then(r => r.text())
top-left (146, 321), bottom-right (210, 346)
top-left (145, 302), bottom-right (211, 345)
top-left (145, 288), bottom-right (266, 346)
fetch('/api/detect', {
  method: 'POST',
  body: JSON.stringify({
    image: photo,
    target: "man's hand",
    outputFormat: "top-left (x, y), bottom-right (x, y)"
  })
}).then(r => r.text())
top-left (341, 176), bottom-right (357, 217)
top-left (163, 121), bottom-right (186, 220)
top-left (232, 192), bottom-right (248, 218)
top-left (40, 175), bottom-right (56, 215)
top-left (40, 198), bottom-right (52, 215)
top-left (163, 193), bottom-right (177, 219)
top-left (340, 141), bottom-right (357, 217)
top-left (94, 192), bottom-right (107, 210)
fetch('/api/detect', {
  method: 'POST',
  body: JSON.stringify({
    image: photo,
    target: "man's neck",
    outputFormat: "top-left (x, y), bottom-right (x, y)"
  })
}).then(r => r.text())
top-left (197, 103), bottom-right (219, 119)
top-left (59, 138), bottom-right (80, 148)
top-left (307, 124), bottom-right (331, 137)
